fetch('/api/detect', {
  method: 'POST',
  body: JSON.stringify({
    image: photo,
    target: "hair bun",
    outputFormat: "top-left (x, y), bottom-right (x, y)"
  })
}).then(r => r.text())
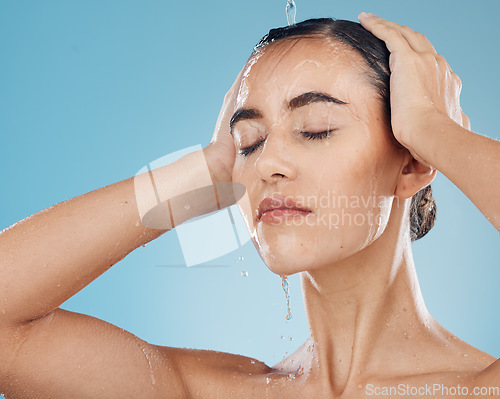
top-left (410, 185), bottom-right (436, 241)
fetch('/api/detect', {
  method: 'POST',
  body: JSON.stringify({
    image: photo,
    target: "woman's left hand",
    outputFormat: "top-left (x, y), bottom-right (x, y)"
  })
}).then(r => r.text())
top-left (358, 12), bottom-right (470, 167)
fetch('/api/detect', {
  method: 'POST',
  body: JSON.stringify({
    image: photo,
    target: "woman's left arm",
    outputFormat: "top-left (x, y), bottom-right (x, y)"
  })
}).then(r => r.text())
top-left (413, 113), bottom-right (500, 232)
top-left (359, 13), bottom-right (500, 233)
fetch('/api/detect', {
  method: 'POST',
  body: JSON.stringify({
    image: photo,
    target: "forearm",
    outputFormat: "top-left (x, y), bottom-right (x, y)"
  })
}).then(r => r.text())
top-left (415, 114), bottom-right (500, 231)
top-left (0, 149), bottom-right (228, 326)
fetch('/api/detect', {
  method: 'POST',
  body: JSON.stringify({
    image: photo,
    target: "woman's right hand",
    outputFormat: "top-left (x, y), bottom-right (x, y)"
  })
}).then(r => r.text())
top-left (203, 70), bottom-right (243, 183)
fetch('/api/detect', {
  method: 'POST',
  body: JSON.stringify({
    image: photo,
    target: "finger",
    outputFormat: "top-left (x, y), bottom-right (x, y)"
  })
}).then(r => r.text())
top-left (461, 111), bottom-right (471, 130)
top-left (359, 13), bottom-right (436, 54)
top-left (225, 69), bottom-right (244, 103)
top-left (358, 13), bottom-right (412, 54)
top-left (231, 69), bottom-right (244, 91)
top-left (212, 71), bottom-right (243, 143)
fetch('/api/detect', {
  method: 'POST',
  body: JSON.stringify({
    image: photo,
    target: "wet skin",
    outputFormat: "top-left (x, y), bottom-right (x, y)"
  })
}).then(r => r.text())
top-left (203, 38), bottom-right (497, 397)
top-left (1, 17), bottom-right (499, 399)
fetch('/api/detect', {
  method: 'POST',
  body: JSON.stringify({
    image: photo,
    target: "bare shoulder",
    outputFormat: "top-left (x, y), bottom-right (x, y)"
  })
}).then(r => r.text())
top-left (0, 308), bottom-right (273, 399)
top-left (446, 337), bottom-right (499, 390)
top-left (443, 343), bottom-right (500, 395)
top-left (157, 345), bottom-right (271, 372)
top-left (155, 346), bottom-right (273, 398)
top-left (475, 357), bottom-right (500, 388)
top-left (0, 308), bottom-right (192, 399)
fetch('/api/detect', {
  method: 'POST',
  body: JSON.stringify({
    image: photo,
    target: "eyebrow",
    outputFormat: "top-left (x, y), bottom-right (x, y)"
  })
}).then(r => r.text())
top-left (288, 91), bottom-right (348, 110)
top-left (229, 91), bottom-right (348, 135)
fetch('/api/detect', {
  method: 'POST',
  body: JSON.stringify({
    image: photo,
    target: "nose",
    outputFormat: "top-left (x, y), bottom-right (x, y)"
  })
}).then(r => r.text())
top-left (255, 133), bottom-right (298, 183)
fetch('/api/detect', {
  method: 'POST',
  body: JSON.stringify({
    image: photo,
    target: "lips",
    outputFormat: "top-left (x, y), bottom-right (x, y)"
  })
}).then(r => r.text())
top-left (257, 195), bottom-right (312, 223)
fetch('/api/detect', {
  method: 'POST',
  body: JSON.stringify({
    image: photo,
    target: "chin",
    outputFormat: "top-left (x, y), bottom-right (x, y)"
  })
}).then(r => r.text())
top-left (261, 255), bottom-right (306, 276)
top-left (251, 218), bottom-right (381, 276)
top-left (251, 222), bottom-right (336, 276)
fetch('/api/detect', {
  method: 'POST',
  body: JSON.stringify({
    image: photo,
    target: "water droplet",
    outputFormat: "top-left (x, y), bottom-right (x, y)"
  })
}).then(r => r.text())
top-left (142, 244), bottom-right (147, 248)
top-left (135, 220), bottom-right (140, 227)
top-left (288, 337), bottom-right (293, 341)
top-left (138, 345), bottom-right (156, 385)
top-left (241, 270), bottom-right (248, 277)
top-left (285, 0), bottom-right (296, 26)
top-left (266, 377), bottom-right (271, 384)
top-left (288, 373), bottom-right (295, 380)
top-left (250, 360), bottom-right (255, 364)
top-left (281, 336), bottom-right (285, 340)
top-left (184, 204), bottom-right (190, 210)
top-left (281, 275), bottom-right (292, 321)
top-left (463, 353), bottom-right (469, 357)
top-left (235, 256), bottom-right (244, 262)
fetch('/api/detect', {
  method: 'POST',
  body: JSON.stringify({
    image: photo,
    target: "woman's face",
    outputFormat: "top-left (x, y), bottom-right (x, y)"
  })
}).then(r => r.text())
top-left (232, 37), bottom-right (404, 276)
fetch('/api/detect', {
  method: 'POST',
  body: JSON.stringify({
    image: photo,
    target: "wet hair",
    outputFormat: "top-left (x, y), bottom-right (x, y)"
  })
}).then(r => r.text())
top-left (252, 18), bottom-right (436, 241)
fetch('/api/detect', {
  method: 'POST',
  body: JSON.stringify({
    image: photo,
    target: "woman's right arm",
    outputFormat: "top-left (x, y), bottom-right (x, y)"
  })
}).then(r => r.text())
top-left (0, 151), bottom-right (219, 399)
top-left (0, 73), bottom-right (242, 398)
top-left (0, 150), bottom-right (218, 327)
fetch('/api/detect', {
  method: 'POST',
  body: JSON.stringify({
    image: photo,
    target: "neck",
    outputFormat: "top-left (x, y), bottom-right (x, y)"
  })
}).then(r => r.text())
top-left (298, 209), bottom-right (433, 395)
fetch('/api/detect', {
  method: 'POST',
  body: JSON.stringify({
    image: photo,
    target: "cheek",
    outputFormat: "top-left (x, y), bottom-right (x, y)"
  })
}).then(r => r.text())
top-left (232, 161), bottom-right (260, 239)
top-left (310, 133), bottom-right (398, 254)
top-left (232, 160), bottom-right (255, 193)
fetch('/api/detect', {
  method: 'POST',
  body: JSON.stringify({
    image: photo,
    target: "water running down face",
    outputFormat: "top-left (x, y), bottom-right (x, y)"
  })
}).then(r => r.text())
top-left (232, 38), bottom-right (407, 276)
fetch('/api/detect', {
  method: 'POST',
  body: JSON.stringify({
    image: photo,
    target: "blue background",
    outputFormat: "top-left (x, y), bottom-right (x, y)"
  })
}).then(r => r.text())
top-left (1, 0), bottom-right (499, 389)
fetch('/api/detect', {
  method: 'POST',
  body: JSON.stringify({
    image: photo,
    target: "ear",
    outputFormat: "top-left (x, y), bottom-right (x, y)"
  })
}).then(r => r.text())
top-left (394, 154), bottom-right (437, 199)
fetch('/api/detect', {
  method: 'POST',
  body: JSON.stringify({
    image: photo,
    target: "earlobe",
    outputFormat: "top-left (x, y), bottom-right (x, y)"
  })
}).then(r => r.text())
top-left (394, 156), bottom-right (437, 199)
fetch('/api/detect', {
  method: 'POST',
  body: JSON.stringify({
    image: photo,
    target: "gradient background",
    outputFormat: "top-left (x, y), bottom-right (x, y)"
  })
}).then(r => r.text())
top-left (1, 0), bottom-right (499, 392)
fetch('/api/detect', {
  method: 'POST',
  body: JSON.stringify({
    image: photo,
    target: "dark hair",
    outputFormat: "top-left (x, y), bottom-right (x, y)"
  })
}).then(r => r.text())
top-left (252, 18), bottom-right (436, 241)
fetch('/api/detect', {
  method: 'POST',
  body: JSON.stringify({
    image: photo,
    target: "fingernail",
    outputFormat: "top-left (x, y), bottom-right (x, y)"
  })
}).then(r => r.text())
top-left (360, 12), bottom-right (376, 18)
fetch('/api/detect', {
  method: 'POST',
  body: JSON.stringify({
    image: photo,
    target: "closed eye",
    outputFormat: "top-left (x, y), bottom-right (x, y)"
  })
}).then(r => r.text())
top-left (238, 138), bottom-right (265, 157)
top-left (301, 130), bottom-right (334, 140)
top-left (238, 130), bottom-right (335, 157)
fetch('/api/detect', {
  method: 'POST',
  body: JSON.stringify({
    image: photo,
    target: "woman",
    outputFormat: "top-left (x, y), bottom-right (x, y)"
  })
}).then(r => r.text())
top-left (0, 12), bottom-right (499, 398)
